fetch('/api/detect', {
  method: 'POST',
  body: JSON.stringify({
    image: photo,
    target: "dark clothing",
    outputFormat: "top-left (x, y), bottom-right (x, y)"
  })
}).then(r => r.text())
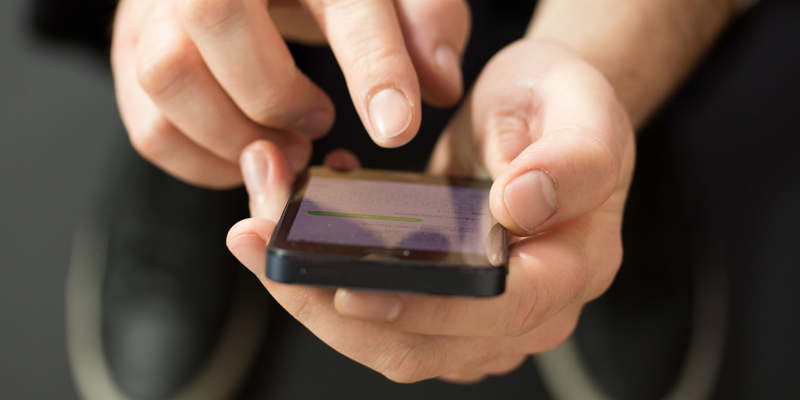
top-left (31, 0), bottom-right (117, 56)
top-left (30, 0), bottom-right (799, 398)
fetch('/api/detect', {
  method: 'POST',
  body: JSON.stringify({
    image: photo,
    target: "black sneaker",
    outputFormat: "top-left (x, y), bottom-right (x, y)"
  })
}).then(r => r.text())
top-left (66, 145), bottom-right (269, 400)
top-left (534, 245), bottom-right (728, 400)
top-left (533, 132), bottom-right (728, 400)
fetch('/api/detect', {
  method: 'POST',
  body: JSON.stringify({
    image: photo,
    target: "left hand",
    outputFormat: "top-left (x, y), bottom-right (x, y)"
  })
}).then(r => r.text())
top-left (112, 0), bottom-right (470, 187)
top-left (227, 38), bottom-right (636, 383)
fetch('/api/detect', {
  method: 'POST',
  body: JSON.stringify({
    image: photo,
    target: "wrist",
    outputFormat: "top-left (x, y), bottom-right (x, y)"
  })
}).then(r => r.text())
top-left (525, 0), bottom-right (739, 129)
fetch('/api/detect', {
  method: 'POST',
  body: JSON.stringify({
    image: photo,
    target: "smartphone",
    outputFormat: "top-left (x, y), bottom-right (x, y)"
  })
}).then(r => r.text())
top-left (266, 166), bottom-right (508, 297)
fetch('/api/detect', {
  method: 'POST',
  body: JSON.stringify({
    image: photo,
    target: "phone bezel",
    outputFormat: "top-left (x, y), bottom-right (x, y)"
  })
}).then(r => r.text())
top-left (266, 167), bottom-right (507, 296)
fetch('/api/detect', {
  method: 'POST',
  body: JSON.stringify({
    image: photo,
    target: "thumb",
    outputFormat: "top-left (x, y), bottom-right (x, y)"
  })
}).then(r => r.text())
top-left (239, 140), bottom-right (296, 221)
top-left (227, 139), bottom-right (294, 279)
top-left (470, 40), bottom-right (632, 236)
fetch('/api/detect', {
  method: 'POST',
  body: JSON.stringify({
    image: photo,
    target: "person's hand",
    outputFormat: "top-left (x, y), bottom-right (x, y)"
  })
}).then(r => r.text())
top-left (227, 38), bottom-right (635, 383)
top-left (112, 0), bottom-right (470, 188)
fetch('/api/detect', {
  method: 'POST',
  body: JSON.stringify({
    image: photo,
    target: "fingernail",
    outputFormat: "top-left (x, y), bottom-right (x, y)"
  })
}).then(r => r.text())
top-left (504, 170), bottom-right (557, 234)
top-left (336, 289), bottom-right (402, 322)
top-left (368, 87), bottom-right (412, 140)
top-left (434, 44), bottom-right (462, 93)
top-left (293, 110), bottom-right (334, 138)
top-left (241, 149), bottom-right (267, 197)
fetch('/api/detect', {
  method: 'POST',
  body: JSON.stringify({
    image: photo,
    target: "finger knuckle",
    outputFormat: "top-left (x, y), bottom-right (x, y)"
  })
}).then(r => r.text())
top-left (137, 38), bottom-right (194, 101)
top-left (560, 128), bottom-right (620, 202)
top-left (533, 316), bottom-right (579, 354)
top-left (304, 0), bottom-right (358, 15)
top-left (447, 0), bottom-right (471, 22)
top-left (233, 68), bottom-right (311, 128)
top-left (303, 0), bottom-right (334, 10)
top-left (376, 338), bottom-right (438, 383)
top-left (428, 0), bottom-right (471, 40)
top-left (582, 128), bottom-right (622, 195)
top-left (348, 37), bottom-right (406, 78)
top-left (586, 131), bottom-right (620, 179)
top-left (504, 274), bottom-right (555, 337)
top-left (487, 355), bottom-right (526, 375)
top-left (128, 118), bottom-right (173, 162)
top-left (586, 236), bottom-right (623, 301)
top-left (304, 0), bottom-right (409, 79)
top-left (504, 245), bottom-right (591, 337)
top-left (180, 0), bottom-right (242, 31)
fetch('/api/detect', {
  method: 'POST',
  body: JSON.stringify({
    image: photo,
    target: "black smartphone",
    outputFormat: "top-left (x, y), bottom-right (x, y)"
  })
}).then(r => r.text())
top-left (266, 167), bottom-right (508, 297)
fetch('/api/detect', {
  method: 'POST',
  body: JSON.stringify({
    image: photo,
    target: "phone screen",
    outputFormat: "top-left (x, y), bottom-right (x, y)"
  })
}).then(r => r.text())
top-left (287, 176), bottom-right (492, 254)
top-left (272, 168), bottom-right (496, 266)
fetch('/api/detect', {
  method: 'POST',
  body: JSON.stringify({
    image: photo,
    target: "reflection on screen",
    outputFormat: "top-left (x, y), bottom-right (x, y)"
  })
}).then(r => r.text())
top-left (286, 177), bottom-right (492, 254)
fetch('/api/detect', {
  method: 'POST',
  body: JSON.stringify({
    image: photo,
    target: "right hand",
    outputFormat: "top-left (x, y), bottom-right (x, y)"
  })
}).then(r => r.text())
top-left (111, 0), bottom-right (471, 188)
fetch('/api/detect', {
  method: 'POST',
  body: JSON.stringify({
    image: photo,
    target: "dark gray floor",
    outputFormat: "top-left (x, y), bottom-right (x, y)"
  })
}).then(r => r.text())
top-left (0, 0), bottom-right (120, 397)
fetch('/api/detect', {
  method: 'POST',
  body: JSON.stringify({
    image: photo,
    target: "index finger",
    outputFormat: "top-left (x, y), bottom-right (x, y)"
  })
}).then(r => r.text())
top-left (303, 0), bottom-right (422, 147)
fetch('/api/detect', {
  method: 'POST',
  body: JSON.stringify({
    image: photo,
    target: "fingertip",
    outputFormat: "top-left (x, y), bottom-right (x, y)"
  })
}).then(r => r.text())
top-left (323, 148), bottom-right (361, 171)
top-left (312, 0), bottom-right (422, 148)
top-left (290, 78), bottom-right (336, 139)
top-left (240, 149), bottom-right (267, 197)
top-left (395, 0), bottom-right (470, 107)
top-left (283, 136), bottom-right (313, 173)
top-left (416, 44), bottom-right (463, 108)
top-left (490, 168), bottom-right (559, 237)
top-left (241, 140), bottom-right (294, 180)
top-left (226, 218), bottom-right (275, 275)
top-left (227, 218), bottom-right (252, 242)
top-left (292, 108), bottom-right (335, 140)
top-left (226, 218), bottom-right (276, 247)
top-left (432, 44), bottom-right (463, 101)
top-left (240, 140), bottom-right (296, 219)
top-left (227, 233), bottom-right (264, 273)
top-left (479, 355), bottom-right (528, 376)
top-left (504, 169), bottom-right (558, 235)
top-left (366, 87), bottom-right (419, 147)
top-left (439, 373), bottom-right (487, 384)
top-left (334, 289), bottom-right (402, 322)
top-left (332, 288), bottom-right (350, 315)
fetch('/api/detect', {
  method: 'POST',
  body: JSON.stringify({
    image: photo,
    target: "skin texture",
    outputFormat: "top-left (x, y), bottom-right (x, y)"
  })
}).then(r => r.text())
top-left (228, 40), bottom-right (636, 382)
top-left (112, 0), bottom-right (470, 187)
top-left (528, 0), bottom-right (739, 128)
top-left (111, 0), bottom-right (741, 384)
top-left (224, 0), bottom-right (741, 383)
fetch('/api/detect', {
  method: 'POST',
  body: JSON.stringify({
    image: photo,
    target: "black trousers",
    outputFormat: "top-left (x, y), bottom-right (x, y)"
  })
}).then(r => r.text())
top-left (259, 1), bottom-right (798, 399)
top-left (33, 0), bottom-right (799, 398)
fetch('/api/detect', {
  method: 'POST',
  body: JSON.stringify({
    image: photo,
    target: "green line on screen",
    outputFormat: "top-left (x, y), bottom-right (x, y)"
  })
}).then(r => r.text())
top-left (308, 211), bottom-right (422, 222)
